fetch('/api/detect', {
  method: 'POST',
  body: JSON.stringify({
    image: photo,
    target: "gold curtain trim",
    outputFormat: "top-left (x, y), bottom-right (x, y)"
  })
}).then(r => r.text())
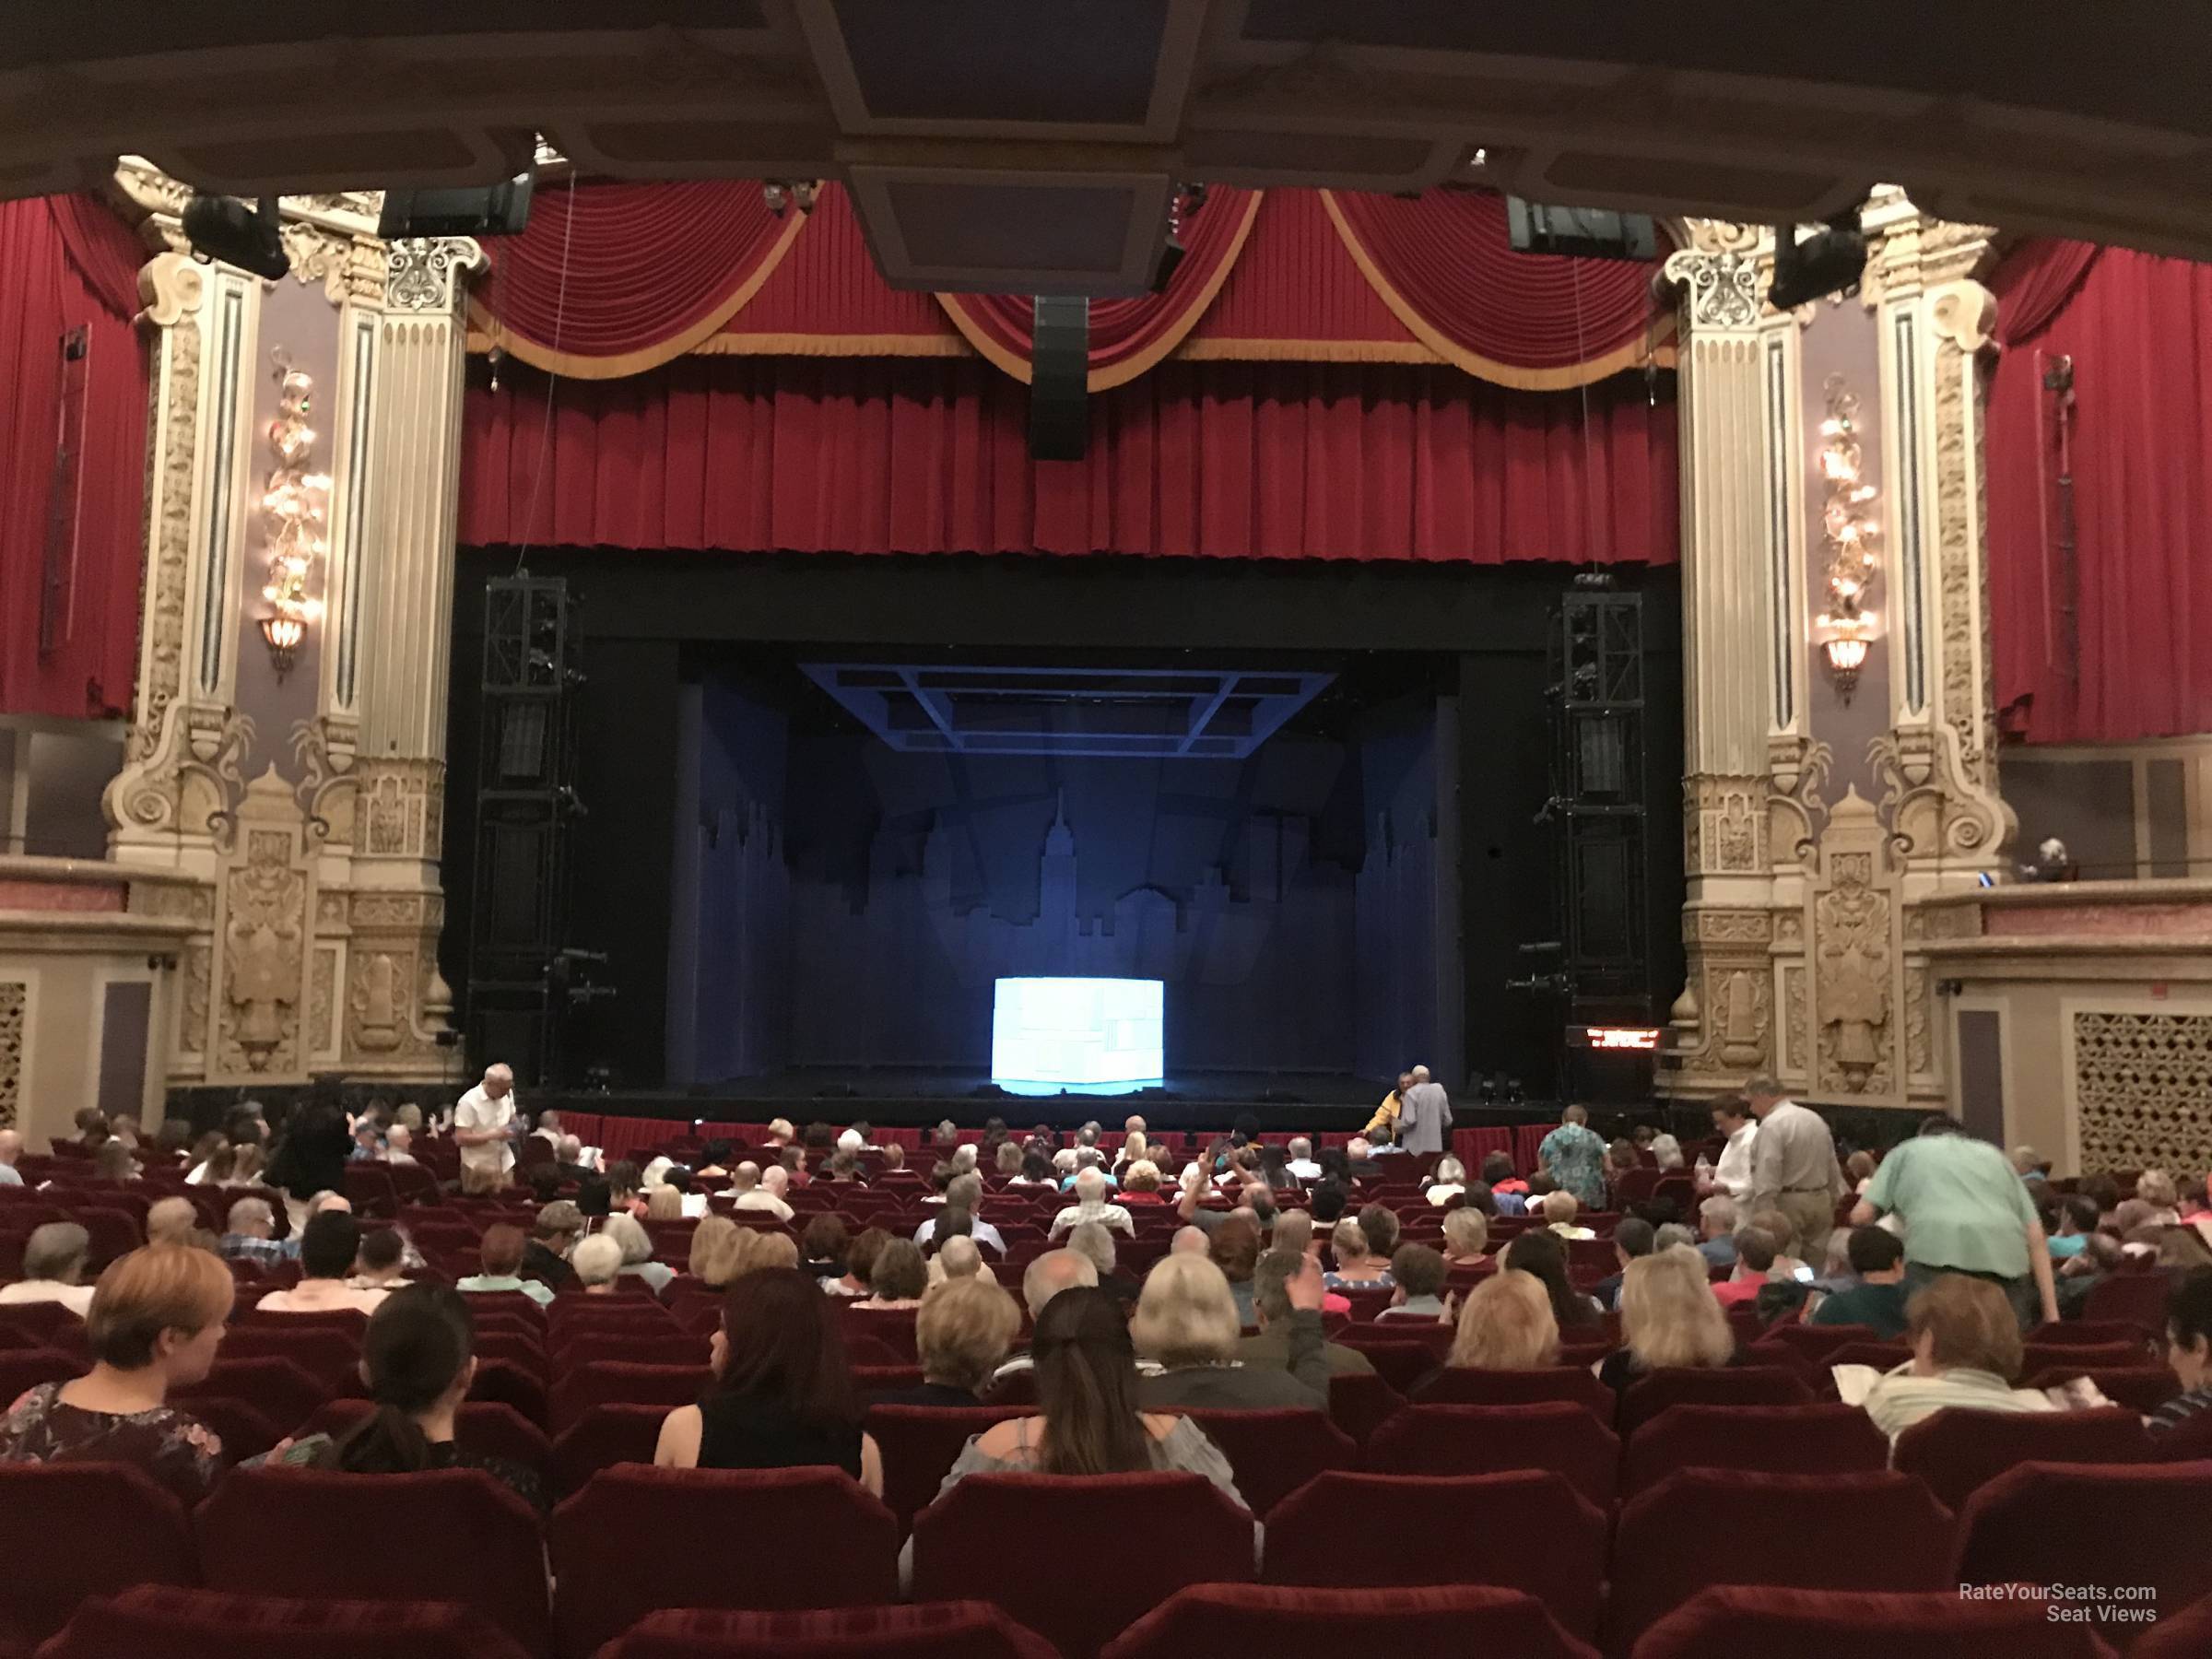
top-left (933, 189), bottom-right (1265, 392)
top-left (465, 206), bottom-right (810, 381)
top-left (693, 332), bottom-right (975, 358)
top-left (1318, 190), bottom-right (1675, 392)
top-left (1173, 337), bottom-right (1442, 364)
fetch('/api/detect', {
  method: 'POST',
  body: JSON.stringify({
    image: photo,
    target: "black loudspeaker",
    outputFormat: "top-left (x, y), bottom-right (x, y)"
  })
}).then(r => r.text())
top-left (379, 174), bottom-right (535, 239)
top-left (1506, 198), bottom-right (1658, 262)
top-left (1030, 296), bottom-right (1089, 462)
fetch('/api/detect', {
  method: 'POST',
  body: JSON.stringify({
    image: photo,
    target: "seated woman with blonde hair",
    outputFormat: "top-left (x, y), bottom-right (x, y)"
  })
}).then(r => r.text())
top-left (571, 1234), bottom-right (624, 1294)
top-left (1323, 1218), bottom-right (1394, 1290)
top-left (603, 1211), bottom-right (675, 1292)
top-left (1444, 1268), bottom-right (1560, 1371)
top-left (0, 1244), bottom-right (230, 1506)
top-left (1860, 1272), bottom-right (2054, 1441)
top-left (1119, 1159), bottom-right (1167, 1204)
top-left (1596, 1244), bottom-right (1735, 1395)
top-left (870, 1276), bottom-right (1022, 1407)
top-left (686, 1215), bottom-right (749, 1292)
top-left (1441, 1207), bottom-right (1490, 1267)
top-left (1135, 1251), bottom-right (1328, 1408)
top-left (1426, 1156), bottom-right (1467, 1206)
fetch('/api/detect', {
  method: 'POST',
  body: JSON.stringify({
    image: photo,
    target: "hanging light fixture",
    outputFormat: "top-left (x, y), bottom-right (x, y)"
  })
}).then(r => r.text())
top-left (1812, 372), bottom-right (1879, 704)
top-left (257, 348), bottom-right (328, 679)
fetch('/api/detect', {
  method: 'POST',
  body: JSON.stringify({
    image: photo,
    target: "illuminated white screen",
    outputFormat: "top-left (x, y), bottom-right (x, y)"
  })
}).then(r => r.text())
top-left (992, 977), bottom-right (1164, 1097)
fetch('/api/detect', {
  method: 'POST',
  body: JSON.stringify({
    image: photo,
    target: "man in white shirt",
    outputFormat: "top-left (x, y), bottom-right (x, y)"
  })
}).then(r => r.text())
top-left (725, 1161), bottom-right (794, 1222)
top-left (1284, 1136), bottom-right (1324, 1183)
top-left (382, 1124), bottom-right (418, 1167)
top-left (0, 1223), bottom-right (96, 1315)
top-left (1050, 1168), bottom-right (1135, 1238)
top-left (532, 1109), bottom-right (564, 1149)
top-left (0, 1128), bottom-right (23, 1186)
top-left (1708, 1093), bottom-right (1758, 1205)
top-left (453, 1063), bottom-right (519, 1183)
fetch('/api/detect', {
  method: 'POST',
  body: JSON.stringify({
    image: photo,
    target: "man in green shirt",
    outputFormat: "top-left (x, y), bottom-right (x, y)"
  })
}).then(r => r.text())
top-left (1853, 1116), bottom-right (2059, 1328)
top-left (1808, 1225), bottom-right (1911, 1336)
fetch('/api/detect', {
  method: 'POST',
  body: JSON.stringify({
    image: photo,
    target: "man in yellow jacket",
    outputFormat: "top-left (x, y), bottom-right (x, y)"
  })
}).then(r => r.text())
top-left (1365, 1071), bottom-right (1414, 1139)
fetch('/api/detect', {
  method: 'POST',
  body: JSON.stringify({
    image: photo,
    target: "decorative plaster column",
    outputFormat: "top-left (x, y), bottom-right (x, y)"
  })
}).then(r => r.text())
top-left (1659, 224), bottom-right (1804, 1096)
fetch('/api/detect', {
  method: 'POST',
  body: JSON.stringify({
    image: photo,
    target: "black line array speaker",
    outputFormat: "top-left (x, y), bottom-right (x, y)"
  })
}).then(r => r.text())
top-left (1030, 296), bottom-right (1089, 462)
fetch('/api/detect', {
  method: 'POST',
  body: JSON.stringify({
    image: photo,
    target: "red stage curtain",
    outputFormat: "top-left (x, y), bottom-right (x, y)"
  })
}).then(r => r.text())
top-left (458, 354), bottom-right (1676, 565)
top-left (1324, 189), bottom-right (1670, 389)
top-left (936, 188), bottom-right (1264, 390)
top-left (1987, 241), bottom-right (2212, 742)
top-left (0, 195), bottom-right (148, 721)
top-left (471, 181), bottom-right (806, 378)
top-left (1992, 240), bottom-right (2103, 350)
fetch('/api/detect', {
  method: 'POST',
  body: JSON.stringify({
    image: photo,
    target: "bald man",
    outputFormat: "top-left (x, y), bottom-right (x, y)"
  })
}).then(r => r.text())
top-left (1397, 1064), bottom-right (1453, 1157)
top-left (145, 1195), bottom-right (198, 1247)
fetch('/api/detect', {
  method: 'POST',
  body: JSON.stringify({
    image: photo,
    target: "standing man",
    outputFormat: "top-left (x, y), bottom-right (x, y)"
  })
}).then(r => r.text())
top-left (1365, 1071), bottom-right (1413, 1139)
top-left (1852, 1115), bottom-right (2060, 1328)
top-left (1745, 1074), bottom-right (1848, 1270)
top-left (1397, 1065), bottom-right (1453, 1157)
top-left (1707, 1093), bottom-right (1758, 1205)
top-left (453, 1062), bottom-right (520, 1187)
top-left (1537, 1103), bottom-right (1607, 1209)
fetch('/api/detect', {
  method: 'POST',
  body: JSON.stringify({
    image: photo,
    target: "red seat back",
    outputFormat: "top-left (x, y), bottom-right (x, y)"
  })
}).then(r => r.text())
top-left (470, 1357), bottom-right (553, 1428)
top-left (551, 1466), bottom-right (899, 1659)
top-left (218, 1325), bottom-right (359, 1390)
top-left (1176, 1408), bottom-right (1356, 1520)
top-left (547, 1402), bottom-right (667, 1501)
top-left (296, 1399), bottom-right (552, 1476)
top-left (2081, 1271), bottom-right (2173, 1335)
top-left (181, 1395), bottom-right (285, 1463)
top-left (1621, 1402), bottom-right (1888, 1497)
top-left (1953, 1459), bottom-right (2212, 1646)
top-left (2025, 1366), bottom-right (2182, 1415)
top-left (2019, 1341), bottom-right (2154, 1374)
top-left (1100, 1583), bottom-right (1597, 1659)
top-left (175, 1357), bottom-right (327, 1439)
top-left (37, 1585), bottom-right (533, 1659)
top-left (1408, 1364), bottom-right (1616, 1424)
top-left (1764, 1322), bottom-right (1882, 1359)
top-left (1606, 1469), bottom-right (1956, 1656)
top-left (195, 1465), bottom-right (547, 1654)
top-left (1618, 1364), bottom-right (1813, 1436)
top-left (1633, 1584), bottom-right (2121, 1659)
top-left (1324, 1369), bottom-right (1403, 1444)
top-left (594, 1601), bottom-right (1058, 1658)
top-left (1361, 1402), bottom-right (1619, 1509)
top-left (1262, 1469), bottom-right (1606, 1639)
top-left (0, 1464), bottom-right (196, 1648)
top-left (865, 1405), bottom-right (1037, 1533)
top-left (0, 1344), bottom-right (83, 1403)
top-left (1892, 1406), bottom-right (2150, 1512)
top-left (548, 1360), bottom-right (708, 1432)
top-left (911, 1472), bottom-right (1253, 1659)
top-left (0, 1299), bottom-right (87, 1350)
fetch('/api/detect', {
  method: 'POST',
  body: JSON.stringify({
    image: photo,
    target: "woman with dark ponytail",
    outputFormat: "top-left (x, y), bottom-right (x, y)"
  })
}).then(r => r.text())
top-left (259, 1284), bottom-right (543, 1511)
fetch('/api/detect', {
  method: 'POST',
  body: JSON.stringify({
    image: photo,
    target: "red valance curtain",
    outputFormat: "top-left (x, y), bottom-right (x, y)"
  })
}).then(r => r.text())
top-left (471, 181), bottom-right (806, 379)
top-left (935, 188), bottom-right (1264, 390)
top-left (457, 354), bottom-right (1675, 565)
top-left (1323, 189), bottom-right (1670, 390)
top-left (1986, 241), bottom-right (2212, 742)
top-left (0, 195), bottom-right (148, 721)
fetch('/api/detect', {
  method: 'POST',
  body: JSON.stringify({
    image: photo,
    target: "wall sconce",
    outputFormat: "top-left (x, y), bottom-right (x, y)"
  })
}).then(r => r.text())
top-left (1812, 372), bottom-right (1879, 704)
top-left (257, 347), bottom-right (327, 679)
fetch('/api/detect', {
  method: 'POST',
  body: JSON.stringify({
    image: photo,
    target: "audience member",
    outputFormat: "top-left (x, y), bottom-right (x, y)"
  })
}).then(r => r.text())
top-left (1502, 1229), bottom-right (1601, 1331)
top-left (986, 1248), bottom-right (1104, 1388)
top-left (1537, 1103), bottom-right (1607, 1208)
top-left (1207, 1214), bottom-right (1264, 1326)
top-left (871, 1277), bottom-right (1023, 1406)
top-left (571, 1234), bottom-right (624, 1293)
top-left (828, 1227), bottom-right (891, 1299)
top-left (382, 1124), bottom-right (418, 1166)
top-left (1809, 1226), bottom-right (1910, 1335)
top-left (1170, 1225), bottom-right (1208, 1255)
top-left (0, 1245), bottom-right (229, 1506)
top-left (1380, 1244), bottom-right (1449, 1321)
top-left (800, 1215), bottom-right (849, 1282)
top-left (1481, 1153), bottom-right (1529, 1215)
top-left (1357, 1202), bottom-right (1401, 1259)
top-left (1065, 1220), bottom-right (1140, 1308)
top-left (348, 1228), bottom-right (411, 1292)
top-left (0, 1223), bottom-right (96, 1315)
top-left (1324, 1218), bottom-right (1394, 1290)
top-left (524, 1201), bottom-right (584, 1289)
top-left (644, 1184), bottom-right (686, 1220)
top-left (1747, 1206), bottom-right (1815, 1283)
top-left (1240, 1249), bottom-right (1374, 1379)
top-left (603, 1211), bottom-right (675, 1291)
top-left (0, 1127), bottom-right (22, 1186)
top-left (1861, 1273), bottom-right (2048, 1440)
top-left (2045, 1194), bottom-right (2100, 1259)
top-left (92, 1138), bottom-right (138, 1182)
top-left (1845, 1149), bottom-right (1877, 1193)
top-left (1590, 1216), bottom-right (1655, 1312)
top-left (914, 1176), bottom-right (1005, 1253)
top-left (1426, 1156), bottom-right (1466, 1206)
top-left (1119, 1161), bottom-right (1166, 1203)
top-left (725, 1162), bottom-right (795, 1222)
top-left (654, 1267), bottom-right (882, 1494)
top-left (258, 1212), bottom-right (385, 1314)
top-left (933, 1236), bottom-right (983, 1283)
top-left (1133, 1252), bottom-right (1326, 1407)
top-left (1712, 1227), bottom-right (1778, 1308)
top-left (2150, 1268), bottom-right (2212, 1435)
top-left (1745, 1076), bottom-right (1847, 1267)
top-left (1707, 1093), bottom-right (1757, 1204)
top-left (1650, 1133), bottom-right (1686, 1172)
top-left (1598, 1244), bottom-right (1735, 1394)
top-left (261, 1285), bottom-right (542, 1507)
top-left (687, 1216), bottom-right (748, 1291)
top-left (218, 1196), bottom-right (299, 1268)
top-left (1271, 1209), bottom-right (1315, 1261)
top-left (1853, 1114), bottom-right (2058, 1327)
top-left (144, 1196), bottom-right (197, 1249)
top-left (1540, 1190), bottom-right (1595, 1240)
top-left (1445, 1269), bottom-right (1560, 1371)
top-left (1653, 1222), bottom-right (1698, 1253)
top-left (856, 1239), bottom-right (927, 1310)
top-left (1441, 1207), bottom-right (1490, 1267)
top-left (457, 1223), bottom-right (554, 1307)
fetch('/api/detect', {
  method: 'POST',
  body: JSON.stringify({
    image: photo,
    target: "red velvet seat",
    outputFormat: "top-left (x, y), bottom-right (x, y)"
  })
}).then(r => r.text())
top-left (591, 1601), bottom-right (1058, 1658)
top-left (2026, 1366), bottom-right (2183, 1414)
top-left (1630, 1584), bottom-right (2122, 1659)
top-left (0, 1464), bottom-right (197, 1651)
top-left (546, 1401), bottom-right (667, 1500)
top-left (174, 1358), bottom-right (327, 1439)
top-left (1101, 1583), bottom-right (1599, 1659)
top-left (470, 1357), bottom-right (553, 1428)
top-left (1408, 1364), bottom-right (1617, 1424)
top-left (1617, 1365), bottom-right (1813, 1437)
top-left (865, 1404), bottom-right (1036, 1532)
top-left (2019, 1341), bottom-right (2154, 1375)
top-left (2134, 1588), bottom-right (2212, 1659)
top-left (0, 1300), bottom-right (85, 1351)
top-left (1333, 1285), bottom-right (1397, 1323)
top-left (2081, 1271), bottom-right (2173, 1335)
top-left (0, 1345), bottom-right (81, 1404)
top-left (217, 1325), bottom-right (359, 1391)
top-left (547, 1333), bottom-right (708, 1369)
top-left (840, 1307), bottom-right (921, 1361)
top-left (2028, 1320), bottom-right (2160, 1347)
top-left (296, 1399), bottom-right (552, 1476)
top-left (1263, 1469), bottom-right (1606, 1640)
top-left (1892, 1406), bottom-right (2150, 1512)
top-left (1327, 1336), bottom-right (1439, 1393)
top-left (547, 1360), bottom-right (707, 1431)
top-left (195, 1465), bottom-right (548, 1656)
top-left (550, 1466), bottom-right (899, 1659)
top-left (35, 1586), bottom-right (532, 1659)
top-left (1825, 1339), bottom-right (1912, 1370)
top-left (1762, 1322), bottom-right (1881, 1360)
top-left (1605, 1469), bottom-right (1956, 1658)
top-left (1362, 1402), bottom-right (1620, 1509)
top-left (1953, 1461), bottom-right (2212, 1649)
top-left (1176, 1407), bottom-right (1357, 1520)
top-left (910, 1471), bottom-right (1254, 1659)
top-left (182, 1394), bottom-right (285, 1463)
top-left (1620, 1402), bottom-right (1888, 1498)
top-left (1325, 1369), bottom-right (1404, 1444)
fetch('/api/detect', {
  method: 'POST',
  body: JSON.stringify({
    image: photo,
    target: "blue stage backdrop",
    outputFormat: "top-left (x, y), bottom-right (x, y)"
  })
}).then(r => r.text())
top-left (665, 668), bottom-right (1456, 1088)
